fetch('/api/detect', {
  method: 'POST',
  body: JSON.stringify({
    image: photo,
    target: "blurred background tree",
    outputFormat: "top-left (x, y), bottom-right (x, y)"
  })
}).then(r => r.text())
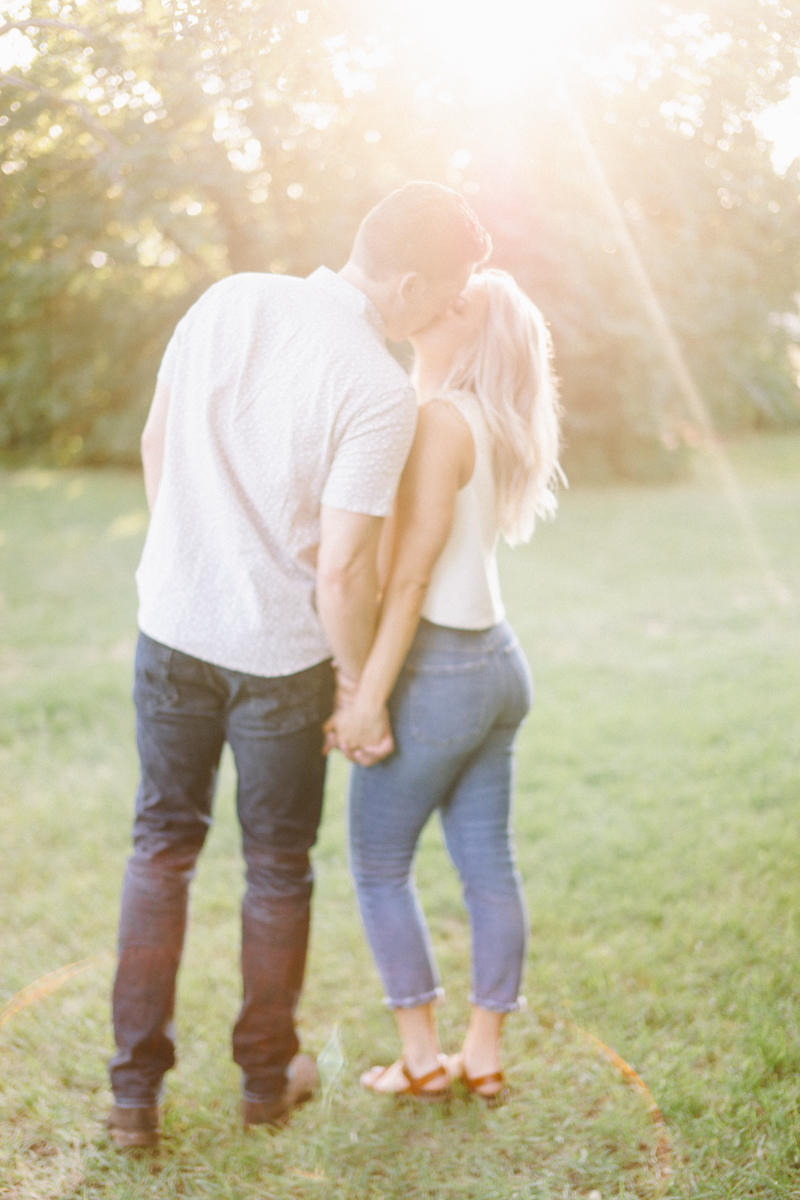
top-left (1, 0), bottom-right (798, 474)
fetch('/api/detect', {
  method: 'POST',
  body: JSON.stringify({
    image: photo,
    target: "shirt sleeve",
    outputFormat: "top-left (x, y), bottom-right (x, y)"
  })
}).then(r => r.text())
top-left (322, 385), bottom-right (417, 516)
top-left (156, 320), bottom-right (184, 388)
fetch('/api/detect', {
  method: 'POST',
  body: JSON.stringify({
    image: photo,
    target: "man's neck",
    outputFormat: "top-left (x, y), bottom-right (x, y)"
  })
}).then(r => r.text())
top-left (338, 261), bottom-right (388, 327)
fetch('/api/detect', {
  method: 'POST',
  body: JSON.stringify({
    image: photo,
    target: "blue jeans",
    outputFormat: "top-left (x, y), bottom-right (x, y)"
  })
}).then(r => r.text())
top-left (349, 618), bottom-right (532, 1013)
top-left (110, 633), bottom-right (334, 1106)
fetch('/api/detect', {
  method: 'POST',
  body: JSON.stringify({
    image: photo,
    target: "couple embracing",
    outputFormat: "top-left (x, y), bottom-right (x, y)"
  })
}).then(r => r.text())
top-left (107, 182), bottom-right (562, 1150)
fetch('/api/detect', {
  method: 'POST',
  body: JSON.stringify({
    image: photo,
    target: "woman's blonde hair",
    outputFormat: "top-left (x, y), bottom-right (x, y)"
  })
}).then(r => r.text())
top-left (438, 269), bottom-right (563, 546)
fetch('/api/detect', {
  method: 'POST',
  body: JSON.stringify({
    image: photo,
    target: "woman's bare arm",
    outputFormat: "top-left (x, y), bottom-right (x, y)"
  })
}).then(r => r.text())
top-left (329, 399), bottom-right (474, 759)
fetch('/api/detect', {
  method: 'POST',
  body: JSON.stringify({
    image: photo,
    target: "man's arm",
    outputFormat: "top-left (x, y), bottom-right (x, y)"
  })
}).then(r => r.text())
top-left (141, 380), bottom-right (170, 512)
top-left (316, 506), bottom-right (384, 682)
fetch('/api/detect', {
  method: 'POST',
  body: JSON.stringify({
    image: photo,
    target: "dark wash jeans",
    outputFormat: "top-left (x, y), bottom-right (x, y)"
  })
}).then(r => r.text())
top-left (110, 632), bottom-right (334, 1107)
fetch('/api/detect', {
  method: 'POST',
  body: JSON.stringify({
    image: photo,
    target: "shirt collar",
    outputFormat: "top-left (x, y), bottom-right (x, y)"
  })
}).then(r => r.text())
top-left (306, 266), bottom-right (387, 341)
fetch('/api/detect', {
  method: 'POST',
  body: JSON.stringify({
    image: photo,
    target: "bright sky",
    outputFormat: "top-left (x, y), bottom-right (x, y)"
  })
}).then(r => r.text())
top-left (388, 0), bottom-right (610, 95)
top-left (0, 27), bottom-right (37, 72)
top-left (754, 77), bottom-right (800, 176)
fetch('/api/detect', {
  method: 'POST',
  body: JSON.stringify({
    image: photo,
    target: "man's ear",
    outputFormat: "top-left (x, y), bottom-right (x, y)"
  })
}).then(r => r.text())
top-left (397, 271), bottom-right (426, 305)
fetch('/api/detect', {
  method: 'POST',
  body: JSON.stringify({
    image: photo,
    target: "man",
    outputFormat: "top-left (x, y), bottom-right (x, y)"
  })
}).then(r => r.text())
top-left (107, 181), bottom-right (491, 1148)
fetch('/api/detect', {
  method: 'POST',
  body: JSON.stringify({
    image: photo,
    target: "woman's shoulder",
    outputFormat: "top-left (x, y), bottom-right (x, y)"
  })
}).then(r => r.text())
top-left (416, 396), bottom-right (476, 489)
top-left (429, 391), bottom-right (490, 444)
top-left (418, 394), bottom-right (474, 442)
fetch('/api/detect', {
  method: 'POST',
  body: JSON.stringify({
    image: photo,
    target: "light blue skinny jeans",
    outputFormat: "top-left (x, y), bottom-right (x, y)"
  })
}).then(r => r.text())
top-left (348, 617), bottom-right (532, 1013)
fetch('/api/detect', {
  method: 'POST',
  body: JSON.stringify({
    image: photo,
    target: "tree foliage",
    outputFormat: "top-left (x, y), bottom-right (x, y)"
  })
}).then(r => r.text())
top-left (1, 0), bottom-right (798, 472)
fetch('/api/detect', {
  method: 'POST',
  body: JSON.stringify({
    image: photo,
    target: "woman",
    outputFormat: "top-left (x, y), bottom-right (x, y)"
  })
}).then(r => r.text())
top-left (326, 268), bottom-right (562, 1101)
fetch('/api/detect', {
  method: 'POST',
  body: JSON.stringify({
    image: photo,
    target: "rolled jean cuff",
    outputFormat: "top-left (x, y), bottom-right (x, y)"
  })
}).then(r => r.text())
top-left (383, 985), bottom-right (445, 1010)
top-left (469, 993), bottom-right (526, 1014)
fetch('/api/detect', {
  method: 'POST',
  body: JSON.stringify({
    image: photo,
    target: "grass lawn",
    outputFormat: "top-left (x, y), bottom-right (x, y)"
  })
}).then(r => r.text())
top-left (1, 433), bottom-right (799, 1199)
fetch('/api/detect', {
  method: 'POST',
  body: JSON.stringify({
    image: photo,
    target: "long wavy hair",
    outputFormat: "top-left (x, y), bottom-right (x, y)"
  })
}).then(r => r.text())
top-left (437, 269), bottom-right (563, 545)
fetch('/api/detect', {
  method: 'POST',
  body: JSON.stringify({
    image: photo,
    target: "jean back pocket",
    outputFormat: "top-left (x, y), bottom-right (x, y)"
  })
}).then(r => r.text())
top-left (405, 658), bottom-right (488, 747)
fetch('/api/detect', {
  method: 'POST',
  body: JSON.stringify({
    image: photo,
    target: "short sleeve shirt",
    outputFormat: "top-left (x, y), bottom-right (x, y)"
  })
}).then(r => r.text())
top-left (135, 268), bottom-right (417, 676)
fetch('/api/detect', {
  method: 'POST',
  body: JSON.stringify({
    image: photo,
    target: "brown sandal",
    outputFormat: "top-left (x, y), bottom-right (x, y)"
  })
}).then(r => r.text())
top-left (401, 1061), bottom-right (451, 1101)
top-left (361, 1060), bottom-right (450, 1102)
top-left (462, 1069), bottom-right (508, 1107)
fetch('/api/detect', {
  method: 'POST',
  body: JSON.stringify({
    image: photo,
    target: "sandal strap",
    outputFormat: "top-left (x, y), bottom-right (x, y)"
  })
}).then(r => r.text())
top-left (401, 1061), bottom-right (449, 1095)
top-left (463, 1070), bottom-right (504, 1092)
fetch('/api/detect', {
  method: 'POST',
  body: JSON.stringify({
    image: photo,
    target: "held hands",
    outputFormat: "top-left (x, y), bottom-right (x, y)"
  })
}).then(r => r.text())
top-left (323, 667), bottom-right (394, 766)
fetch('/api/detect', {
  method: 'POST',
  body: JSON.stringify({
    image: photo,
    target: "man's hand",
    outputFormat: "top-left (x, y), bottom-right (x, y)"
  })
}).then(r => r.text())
top-left (321, 667), bottom-right (358, 756)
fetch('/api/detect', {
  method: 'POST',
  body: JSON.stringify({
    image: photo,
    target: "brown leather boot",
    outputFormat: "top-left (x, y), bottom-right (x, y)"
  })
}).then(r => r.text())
top-left (107, 1104), bottom-right (161, 1149)
top-left (242, 1053), bottom-right (318, 1129)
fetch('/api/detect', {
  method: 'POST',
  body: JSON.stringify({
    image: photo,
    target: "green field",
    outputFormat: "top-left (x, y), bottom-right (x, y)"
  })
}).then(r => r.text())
top-left (1, 435), bottom-right (799, 1199)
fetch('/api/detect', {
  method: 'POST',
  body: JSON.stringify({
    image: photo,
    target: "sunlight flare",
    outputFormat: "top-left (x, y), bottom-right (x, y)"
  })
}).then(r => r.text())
top-left (381, 0), bottom-right (611, 95)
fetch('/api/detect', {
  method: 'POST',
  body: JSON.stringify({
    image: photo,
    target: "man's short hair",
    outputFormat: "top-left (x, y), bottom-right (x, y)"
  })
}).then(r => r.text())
top-left (351, 181), bottom-right (492, 282)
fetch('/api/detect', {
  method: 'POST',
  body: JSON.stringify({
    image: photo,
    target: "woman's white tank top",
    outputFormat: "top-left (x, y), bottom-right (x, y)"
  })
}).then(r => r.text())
top-left (420, 391), bottom-right (506, 631)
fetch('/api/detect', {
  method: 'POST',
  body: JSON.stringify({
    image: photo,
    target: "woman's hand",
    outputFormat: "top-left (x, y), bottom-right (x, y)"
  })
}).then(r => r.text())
top-left (334, 702), bottom-right (394, 765)
top-left (323, 670), bottom-right (394, 765)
